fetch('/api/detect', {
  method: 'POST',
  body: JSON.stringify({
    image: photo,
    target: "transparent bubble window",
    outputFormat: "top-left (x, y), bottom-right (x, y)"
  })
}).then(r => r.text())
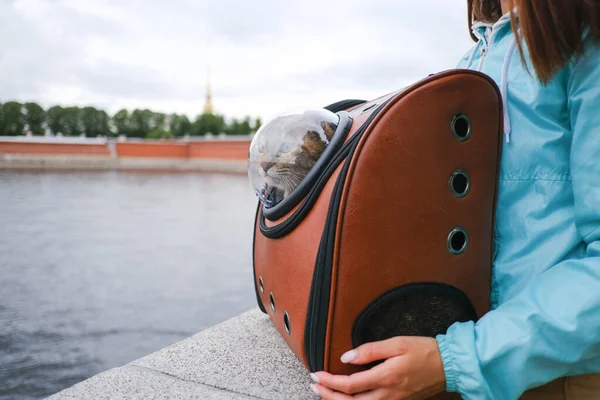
top-left (248, 108), bottom-right (340, 209)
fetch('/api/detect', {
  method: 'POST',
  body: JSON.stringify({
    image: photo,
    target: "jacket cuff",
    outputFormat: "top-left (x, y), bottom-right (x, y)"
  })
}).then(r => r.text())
top-left (436, 334), bottom-right (458, 393)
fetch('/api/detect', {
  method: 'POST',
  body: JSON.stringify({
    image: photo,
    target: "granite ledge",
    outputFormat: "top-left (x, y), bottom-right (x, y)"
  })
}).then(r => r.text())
top-left (47, 309), bottom-right (320, 400)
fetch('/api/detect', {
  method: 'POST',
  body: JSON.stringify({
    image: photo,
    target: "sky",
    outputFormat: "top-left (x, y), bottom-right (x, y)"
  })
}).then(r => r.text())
top-left (0, 0), bottom-right (475, 122)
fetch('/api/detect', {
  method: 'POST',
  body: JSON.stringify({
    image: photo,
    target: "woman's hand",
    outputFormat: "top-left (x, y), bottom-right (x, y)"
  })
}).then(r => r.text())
top-left (309, 336), bottom-right (446, 400)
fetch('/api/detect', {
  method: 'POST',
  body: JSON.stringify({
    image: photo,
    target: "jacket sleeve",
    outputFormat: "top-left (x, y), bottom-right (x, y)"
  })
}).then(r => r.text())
top-left (435, 42), bottom-right (600, 399)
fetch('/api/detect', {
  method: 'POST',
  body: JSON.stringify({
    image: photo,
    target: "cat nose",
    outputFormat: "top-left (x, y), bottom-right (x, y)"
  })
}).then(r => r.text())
top-left (261, 162), bottom-right (274, 172)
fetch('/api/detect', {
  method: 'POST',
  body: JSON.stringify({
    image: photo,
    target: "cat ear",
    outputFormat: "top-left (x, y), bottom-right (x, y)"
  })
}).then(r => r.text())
top-left (321, 121), bottom-right (337, 141)
top-left (304, 130), bottom-right (321, 141)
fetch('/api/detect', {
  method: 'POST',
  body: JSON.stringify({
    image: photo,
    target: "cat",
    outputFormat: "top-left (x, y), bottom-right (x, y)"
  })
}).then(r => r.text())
top-left (253, 114), bottom-right (337, 207)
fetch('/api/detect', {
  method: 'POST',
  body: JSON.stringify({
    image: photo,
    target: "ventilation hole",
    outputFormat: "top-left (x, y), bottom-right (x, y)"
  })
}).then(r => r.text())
top-left (269, 292), bottom-right (276, 312)
top-left (449, 170), bottom-right (471, 197)
top-left (451, 114), bottom-right (472, 141)
top-left (448, 228), bottom-right (469, 255)
top-left (259, 276), bottom-right (264, 294)
top-left (283, 311), bottom-right (291, 335)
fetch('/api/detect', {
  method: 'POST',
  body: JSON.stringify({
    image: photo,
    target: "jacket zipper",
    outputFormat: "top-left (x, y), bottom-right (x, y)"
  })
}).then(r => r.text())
top-left (478, 44), bottom-right (488, 70)
top-left (476, 29), bottom-right (492, 71)
top-left (475, 14), bottom-right (512, 71)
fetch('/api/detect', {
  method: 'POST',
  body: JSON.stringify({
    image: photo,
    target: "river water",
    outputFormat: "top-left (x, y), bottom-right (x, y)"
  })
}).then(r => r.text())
top-left (0, 170), bottom-right (260, 400)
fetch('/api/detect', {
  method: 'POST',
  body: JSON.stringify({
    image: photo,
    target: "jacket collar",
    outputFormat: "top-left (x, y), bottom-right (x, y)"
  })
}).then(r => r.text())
top-left (471, 11), bottom-right (516, 43)
top-left (467, 10), bottom-right (521, 144)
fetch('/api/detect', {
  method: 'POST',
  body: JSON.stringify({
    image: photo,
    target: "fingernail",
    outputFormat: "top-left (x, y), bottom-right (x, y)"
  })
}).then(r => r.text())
top-left (310, 373), bottom-right (320, 383)
top-left (341, 349), bottom-right (358, 363)
top-left (310, 384), bottom-right (320, 396)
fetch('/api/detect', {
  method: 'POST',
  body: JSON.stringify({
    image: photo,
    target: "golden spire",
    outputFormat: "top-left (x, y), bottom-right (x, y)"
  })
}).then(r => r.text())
top-left (203, 64), bottom-right (213, 115)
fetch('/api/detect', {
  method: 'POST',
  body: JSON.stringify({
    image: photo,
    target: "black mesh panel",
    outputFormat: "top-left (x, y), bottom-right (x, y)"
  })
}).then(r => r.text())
top-left (353, 283), bottom-right (478, 348)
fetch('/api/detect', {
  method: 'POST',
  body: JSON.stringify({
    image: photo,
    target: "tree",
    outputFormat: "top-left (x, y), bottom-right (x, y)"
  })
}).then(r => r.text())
top-left (2, 102), bottom-right (24, 136)
top-left (1, 102), bottom-right (259, 138)
top-left (62, 107), bottom-right (82, 136)
top-left (113, 109), bottom-right (130, 137)
top-left (169, 114), bottom-right (192, 137)
top-left (146, 128), bottom-right (173, 139)
top-left (47, 106), bottom-right (66, 136)
top-left (191, 113), bottom-right (225, 136)
top-left (81, 107), bottom-right (111, 137)
top-left (129, 109), bottom-right (153, 138)
top-left (81, 107), bottom-right (97, 137)
top-left (0, 103), bottom-right (4, 136)
top-left (223, 118), bottom-right (236, 136)
top-left (239, 116), bottom-right (252, 136)
top-left (98, 110), bottom-right (111, 136)
top-left (24, 102), bottom-right (46, 136)
top-left (151, 112), bottom-right (166, 131)
top-left (224, 116), bottom-right (252, 136)
top-left (253, 116), bottom-right (263, 133)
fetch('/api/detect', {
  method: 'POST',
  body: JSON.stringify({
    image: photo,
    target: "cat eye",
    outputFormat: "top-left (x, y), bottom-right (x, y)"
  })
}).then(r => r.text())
top-left (278, 142), bottom-right (295, 153)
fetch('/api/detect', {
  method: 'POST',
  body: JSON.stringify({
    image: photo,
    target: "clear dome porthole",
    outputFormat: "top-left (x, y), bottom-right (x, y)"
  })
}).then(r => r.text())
top-left (248, 108), bottom-right (340, 209)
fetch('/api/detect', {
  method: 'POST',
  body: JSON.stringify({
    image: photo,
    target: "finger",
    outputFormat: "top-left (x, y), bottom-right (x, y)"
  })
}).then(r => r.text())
top-left (340, 337), bottom-right (408, 365)
top-left (354, 388), bottom-right (389, 400)
top-left (311, 383), bottom-right (355, 399)
top-left (311, 368), bottom-right (381, 394)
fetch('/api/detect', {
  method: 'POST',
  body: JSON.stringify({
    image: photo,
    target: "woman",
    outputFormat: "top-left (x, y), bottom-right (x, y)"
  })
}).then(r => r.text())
top-left (309, 0), bottom-right (600, 399)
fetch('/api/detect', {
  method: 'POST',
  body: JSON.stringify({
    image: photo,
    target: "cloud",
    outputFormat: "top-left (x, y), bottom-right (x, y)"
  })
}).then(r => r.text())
top-left (0, 0), bottom-right (475, 120)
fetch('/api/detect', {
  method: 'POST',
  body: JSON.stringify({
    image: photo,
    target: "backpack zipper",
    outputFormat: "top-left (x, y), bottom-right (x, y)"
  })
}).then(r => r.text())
top-left (304, 99), bottom-right (393, 372)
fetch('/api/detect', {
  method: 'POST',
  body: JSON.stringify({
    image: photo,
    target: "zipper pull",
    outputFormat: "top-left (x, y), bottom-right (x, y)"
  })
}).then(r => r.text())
top-left (477, 44), bottom-right (489, 71)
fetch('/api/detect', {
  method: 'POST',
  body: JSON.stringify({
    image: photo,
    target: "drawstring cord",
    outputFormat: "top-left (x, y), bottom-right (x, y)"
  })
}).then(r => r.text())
top-left (500, 37), bottom-right (517, 143)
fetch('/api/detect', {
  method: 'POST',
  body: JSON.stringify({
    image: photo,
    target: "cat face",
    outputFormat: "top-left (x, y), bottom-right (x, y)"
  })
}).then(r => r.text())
top-left (251, 114), bottom-right (337, 199)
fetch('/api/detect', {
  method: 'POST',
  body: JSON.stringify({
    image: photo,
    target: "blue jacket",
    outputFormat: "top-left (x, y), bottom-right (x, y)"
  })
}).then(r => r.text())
top-left (435, 13), bottom-right (600, 399)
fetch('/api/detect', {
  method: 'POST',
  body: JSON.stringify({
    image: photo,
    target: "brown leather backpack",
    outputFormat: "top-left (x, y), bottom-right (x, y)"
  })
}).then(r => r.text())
top-left (251, 69), bottom-right (503, 398)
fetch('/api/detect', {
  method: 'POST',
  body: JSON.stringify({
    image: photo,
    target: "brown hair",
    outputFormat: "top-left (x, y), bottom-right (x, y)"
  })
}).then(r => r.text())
top-left (467, 0), bottom-right (600, 83)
